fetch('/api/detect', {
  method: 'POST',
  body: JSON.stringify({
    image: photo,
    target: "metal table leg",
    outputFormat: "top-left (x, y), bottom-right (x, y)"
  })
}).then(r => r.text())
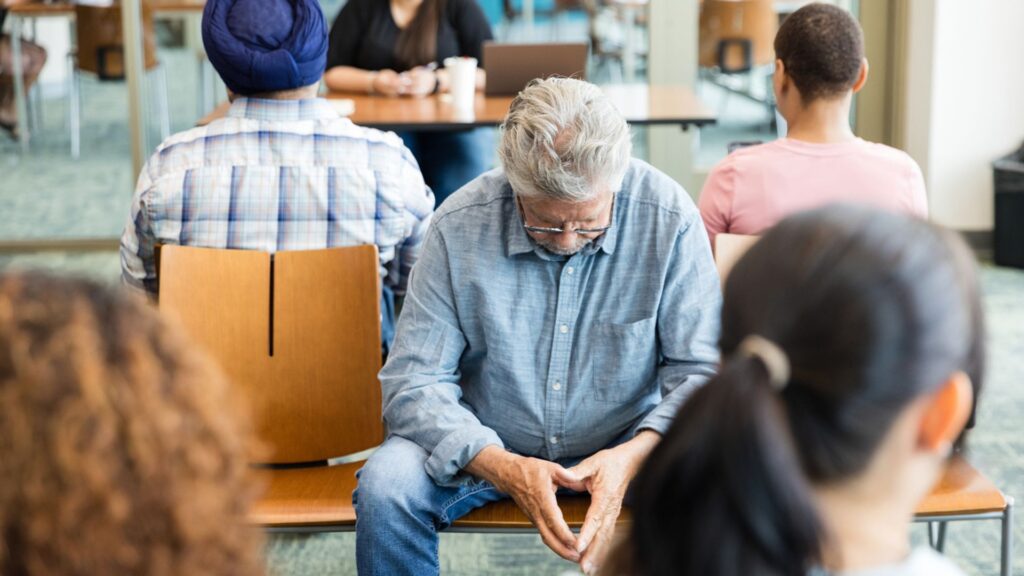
top-left (1003, 497), bottom-right (1015, 576)
top-left (11, 15), bottom-right (30, 152)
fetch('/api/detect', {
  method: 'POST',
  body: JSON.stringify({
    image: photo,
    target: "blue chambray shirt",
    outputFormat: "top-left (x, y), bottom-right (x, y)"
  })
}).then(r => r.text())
top-left (380, 159), bottom-right (721, 486)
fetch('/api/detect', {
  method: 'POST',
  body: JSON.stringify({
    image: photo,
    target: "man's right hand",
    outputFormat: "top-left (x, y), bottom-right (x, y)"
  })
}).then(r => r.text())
top-left (465, 446), bottom-right (582, 562)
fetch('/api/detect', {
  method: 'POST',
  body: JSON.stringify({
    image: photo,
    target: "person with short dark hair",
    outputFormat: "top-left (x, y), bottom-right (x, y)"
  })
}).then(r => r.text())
top-left (0, 273), bottom-right (265, 575)
top-left (699, 3), bottom-right (927, 248)
top-left (120, 0), bottom-right (434, 353)
top-left (606, 205), bottom-right (983, 576)
top-left (324, 0), bottom-right (495, 206)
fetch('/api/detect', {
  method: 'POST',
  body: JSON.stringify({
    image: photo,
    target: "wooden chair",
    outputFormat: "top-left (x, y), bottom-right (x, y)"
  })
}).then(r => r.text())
top-left (698, 0), bottom-right (775, 73)
top-left (157, 245), bottom-right (597, 532)
top-left (71, 2), bottom-right (170, 158)
top-left (713, 235), bottom-right (1015, 575)
top-left (698, 0), bottom-right (777, 126)
top-left (158, 245), bottom-right (383, 530)
top-left (714, 232), bottom-right (759, 284)
top-left (914, 457), bottom-right (1014, 576)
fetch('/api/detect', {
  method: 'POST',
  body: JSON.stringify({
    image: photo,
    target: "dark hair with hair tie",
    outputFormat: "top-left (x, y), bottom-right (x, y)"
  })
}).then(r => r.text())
top-left (607, 205), bottom-right (985, 576)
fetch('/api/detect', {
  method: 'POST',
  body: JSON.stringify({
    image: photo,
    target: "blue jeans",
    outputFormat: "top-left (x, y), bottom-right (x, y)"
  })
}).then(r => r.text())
top-left (380, 285), bottom-right (395, 358)
top-left (354, 436), bottom-right (508, 575)
top-left (398, 129), bottom-right (495, 208)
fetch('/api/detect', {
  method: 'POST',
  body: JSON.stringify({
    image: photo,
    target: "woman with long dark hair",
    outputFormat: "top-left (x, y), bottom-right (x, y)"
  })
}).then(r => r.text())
top-left (606, 205), bottom-right (984, 576)
top-left (325, 0), bottom-right (494, 206)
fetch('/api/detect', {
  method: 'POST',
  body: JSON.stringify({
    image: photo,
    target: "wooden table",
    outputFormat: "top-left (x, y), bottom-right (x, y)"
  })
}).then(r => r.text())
top-left (199, 84), bottom-right (717, 131)
top-left (7, 0), bottom-right (206, 152)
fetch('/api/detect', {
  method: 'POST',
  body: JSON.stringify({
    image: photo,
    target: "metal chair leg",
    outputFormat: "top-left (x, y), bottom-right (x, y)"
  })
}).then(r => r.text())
top-left (1003, 497), bottom-right (1015, 576)
top-left (28, 19), bottom-right (43, 132)
top-left (11, 16), bottom-right (30, 153)
top-left (69, 65), bottom-right (81, 159)
top-left (936, 521), bottom-right (948, 553)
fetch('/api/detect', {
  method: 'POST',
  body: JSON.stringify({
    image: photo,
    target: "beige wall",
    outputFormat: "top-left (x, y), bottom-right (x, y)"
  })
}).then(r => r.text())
top-left (647, 0), bottom-right (700, 198)
top-left (904, 0), bottom-right (1024, 231)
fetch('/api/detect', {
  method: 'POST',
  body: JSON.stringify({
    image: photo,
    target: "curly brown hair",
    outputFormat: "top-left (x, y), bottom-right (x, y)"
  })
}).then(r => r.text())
top-left (774, 3), bottom-right (864, 102)
top-left (0, 273), bottom-right (265, 575)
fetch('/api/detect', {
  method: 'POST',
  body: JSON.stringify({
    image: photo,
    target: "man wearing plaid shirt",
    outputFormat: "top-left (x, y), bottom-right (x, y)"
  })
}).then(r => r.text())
top-left (120, 0), bottom-right (434, 351)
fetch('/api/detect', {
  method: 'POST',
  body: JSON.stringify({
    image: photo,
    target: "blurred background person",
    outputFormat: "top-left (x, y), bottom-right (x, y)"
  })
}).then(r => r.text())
top-left (0, 273), bottom-right (265, 575)
top-left (607, 205), bottom-right (984, 576)
top-left (325, 0), bottom-right (495, 206)
top-left (0, 0), bottom-right (47, 139)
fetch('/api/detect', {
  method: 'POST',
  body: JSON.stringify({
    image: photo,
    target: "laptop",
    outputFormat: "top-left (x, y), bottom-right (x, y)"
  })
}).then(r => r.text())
top-left (482, 42), bottom-right (589, 96)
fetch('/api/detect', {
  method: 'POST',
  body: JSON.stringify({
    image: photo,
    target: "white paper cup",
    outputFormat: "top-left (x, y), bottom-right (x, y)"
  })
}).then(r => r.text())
top-left (444, 56), bottom-right (477, 111)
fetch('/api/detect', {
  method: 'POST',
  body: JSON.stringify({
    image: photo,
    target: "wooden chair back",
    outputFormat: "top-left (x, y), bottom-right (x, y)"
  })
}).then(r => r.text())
top-left (75, 2), bottom-right (159, 78)
top-left (699, 0), bottom-right (776, 72)
top-left (158, 246), bottom-right (384, 464)
top-left (714, 233), bottom-right (759, 284)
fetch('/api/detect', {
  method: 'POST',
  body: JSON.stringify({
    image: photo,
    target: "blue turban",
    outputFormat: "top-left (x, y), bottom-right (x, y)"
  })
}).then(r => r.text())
top-left (202, 0), bottom-right (327, 95)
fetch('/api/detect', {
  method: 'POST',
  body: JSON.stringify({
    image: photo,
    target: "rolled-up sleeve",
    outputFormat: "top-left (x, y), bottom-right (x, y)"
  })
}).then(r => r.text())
top-left (637, 216), bottom-right (721, 435)
top-left (379, 225), bottom-right (504, 486)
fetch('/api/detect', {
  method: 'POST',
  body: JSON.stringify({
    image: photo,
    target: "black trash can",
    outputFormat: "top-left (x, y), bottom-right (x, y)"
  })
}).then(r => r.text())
top-left (994, 143), bottom-right (1024, 269)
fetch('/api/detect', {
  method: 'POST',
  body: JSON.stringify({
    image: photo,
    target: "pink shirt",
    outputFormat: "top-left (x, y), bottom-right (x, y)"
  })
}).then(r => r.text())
top-left (698, 138), bottom-right (928, 247)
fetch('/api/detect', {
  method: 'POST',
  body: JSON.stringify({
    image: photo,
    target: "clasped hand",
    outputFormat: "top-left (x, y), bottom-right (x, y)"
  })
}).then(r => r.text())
top-left (470, 432), bottom-right (658, 575)
top-left (373, 66), bottom-right (438, 97)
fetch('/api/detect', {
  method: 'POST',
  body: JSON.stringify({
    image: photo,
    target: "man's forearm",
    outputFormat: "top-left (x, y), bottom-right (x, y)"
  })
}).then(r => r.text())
top-left (464, 444), bottom-right (514, 487)
top-left (620, 430), bottom-right (661, 477)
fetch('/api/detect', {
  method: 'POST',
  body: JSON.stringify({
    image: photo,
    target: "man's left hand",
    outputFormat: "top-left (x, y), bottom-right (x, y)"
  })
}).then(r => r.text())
top-left (562, 430), bottom-right (660, 575)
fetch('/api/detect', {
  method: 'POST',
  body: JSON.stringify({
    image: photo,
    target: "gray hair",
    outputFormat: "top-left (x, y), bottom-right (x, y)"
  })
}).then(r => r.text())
top-left (498, 77), bottom-right (632, 202)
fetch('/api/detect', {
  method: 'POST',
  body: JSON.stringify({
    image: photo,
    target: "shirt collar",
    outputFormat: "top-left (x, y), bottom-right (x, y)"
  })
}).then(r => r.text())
top-left (227, 97), bottom-right (339, 122)
top-left (504, 188), bottom-right (621, 258)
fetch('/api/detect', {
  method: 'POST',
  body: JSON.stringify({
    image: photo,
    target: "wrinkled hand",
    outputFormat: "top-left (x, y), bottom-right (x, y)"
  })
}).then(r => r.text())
top-left (399, 67), bottom-right (437, 97)
top-left (467, 447), bottom-right (583, 562)
top-left (563, 431), bottom-right (660, 575)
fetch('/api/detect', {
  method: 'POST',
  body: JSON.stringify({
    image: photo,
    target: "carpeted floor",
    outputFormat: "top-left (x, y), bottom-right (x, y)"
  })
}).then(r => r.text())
top-left (1, 13), bottom-right (1021, 576)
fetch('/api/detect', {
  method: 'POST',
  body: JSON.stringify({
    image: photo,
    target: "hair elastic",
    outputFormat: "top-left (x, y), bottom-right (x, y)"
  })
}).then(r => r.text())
top-left (738, 335), bottom-right (791, 390)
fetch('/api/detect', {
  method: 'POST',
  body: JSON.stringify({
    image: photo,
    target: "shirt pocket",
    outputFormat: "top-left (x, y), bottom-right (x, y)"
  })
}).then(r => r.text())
top-left (589, 316), bottom-right (658, 403)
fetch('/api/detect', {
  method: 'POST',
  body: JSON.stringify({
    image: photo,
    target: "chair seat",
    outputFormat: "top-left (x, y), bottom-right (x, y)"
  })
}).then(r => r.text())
top-left (454, 495), bottom-right (633, 531)
top-left (915, 456), bottom-right (1007, 517)
top-left (250, 461), bottom-right (624, 531)
top-left (250, 461), bottom-right (361, 528)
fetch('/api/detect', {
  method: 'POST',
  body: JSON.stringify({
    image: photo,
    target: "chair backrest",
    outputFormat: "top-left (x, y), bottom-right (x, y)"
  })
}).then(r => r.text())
top-left (158, 246), bottom-right (384, 464)
top-left (75, 2), bottom-right (159, 78)
top-left (698, 0), bottom-right (776, 71)
top-left (714, 233), bottom-right (759, 284)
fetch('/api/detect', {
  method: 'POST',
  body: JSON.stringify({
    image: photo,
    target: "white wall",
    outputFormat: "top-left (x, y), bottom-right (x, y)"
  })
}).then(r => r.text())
top-left (904, 0), bottom-right (1024, 231)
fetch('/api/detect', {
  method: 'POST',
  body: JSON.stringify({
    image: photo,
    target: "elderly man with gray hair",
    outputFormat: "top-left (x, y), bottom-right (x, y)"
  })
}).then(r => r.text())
top-left (354, 78), bottom-right (721, 575)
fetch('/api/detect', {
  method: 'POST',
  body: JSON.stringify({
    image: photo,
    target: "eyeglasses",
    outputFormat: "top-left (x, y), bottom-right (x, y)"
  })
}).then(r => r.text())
top-left (516, 195), bottom-right (615, 237)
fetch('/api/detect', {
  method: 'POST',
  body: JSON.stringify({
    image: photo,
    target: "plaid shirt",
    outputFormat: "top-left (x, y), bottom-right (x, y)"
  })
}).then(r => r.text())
top-left (121, 97), bottom-right (434, 295)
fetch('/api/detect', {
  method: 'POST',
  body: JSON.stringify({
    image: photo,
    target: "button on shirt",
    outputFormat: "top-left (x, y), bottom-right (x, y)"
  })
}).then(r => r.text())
top-left (120, 97), bottom-right (434, 295)
top-left (380, 159), bottom-right (721, 486)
